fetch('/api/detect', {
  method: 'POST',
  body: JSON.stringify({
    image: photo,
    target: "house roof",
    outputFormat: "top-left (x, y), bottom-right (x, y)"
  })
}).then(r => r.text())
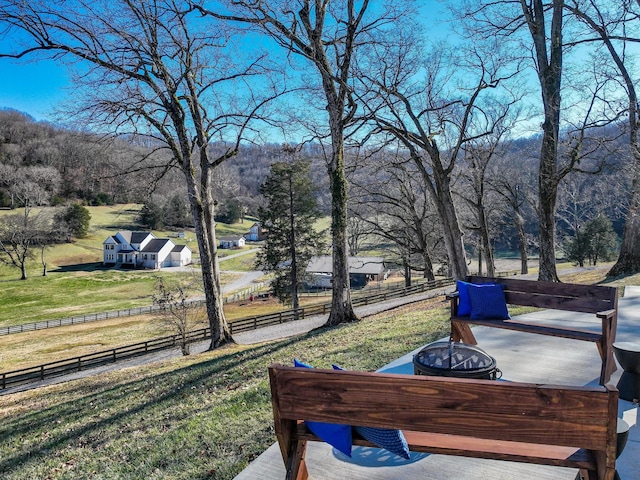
top-left (140, 238), bottom-right (173, 253)
top-left (306, 256), bottom-right (385, 275)
top-left (171, 244), bottom-right (190, 253)
top-left (220, 236), bottom-right (245, 241)
top-left (114, 230), bottom-right (154, 245)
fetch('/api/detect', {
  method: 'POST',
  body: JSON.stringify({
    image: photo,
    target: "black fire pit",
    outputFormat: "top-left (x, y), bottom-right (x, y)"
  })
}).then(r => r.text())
top-left (413, 341), bottom-right (500, 380)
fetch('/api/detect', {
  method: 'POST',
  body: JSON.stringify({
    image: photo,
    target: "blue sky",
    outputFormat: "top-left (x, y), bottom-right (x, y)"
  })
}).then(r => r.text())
top-left (0, 2), bottom-right (450, 124)
top-left (0, 56), bottom-right (70, 121)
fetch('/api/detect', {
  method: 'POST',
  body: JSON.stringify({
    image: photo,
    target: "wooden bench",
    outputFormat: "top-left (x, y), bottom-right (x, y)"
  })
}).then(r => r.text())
top-left (269, 364), bottom-right (618, 480)
top-left (448, 276), bottom-right (618, 385)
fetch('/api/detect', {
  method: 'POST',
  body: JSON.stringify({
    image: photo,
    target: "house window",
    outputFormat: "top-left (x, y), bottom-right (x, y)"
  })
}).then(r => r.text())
top-left (143, 254), bottom-right (147, 259)
top-left (151, 255), bottom-right (156, 260)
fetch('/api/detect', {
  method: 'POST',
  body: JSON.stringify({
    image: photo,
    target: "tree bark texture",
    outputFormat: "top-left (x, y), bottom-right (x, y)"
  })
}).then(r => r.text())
top-left (326, 139), bottom-right (358, 325)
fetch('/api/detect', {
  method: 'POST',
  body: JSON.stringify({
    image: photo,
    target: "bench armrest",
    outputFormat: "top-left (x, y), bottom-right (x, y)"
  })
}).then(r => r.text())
top-left (447, 291), bottom-right (460, 316)
top-left (596, 309), bottom-right (616, 320)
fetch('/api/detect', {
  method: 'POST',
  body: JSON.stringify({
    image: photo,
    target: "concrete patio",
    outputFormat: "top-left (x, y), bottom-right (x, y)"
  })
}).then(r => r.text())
top-left (234, 286), bottom-right (640, 480)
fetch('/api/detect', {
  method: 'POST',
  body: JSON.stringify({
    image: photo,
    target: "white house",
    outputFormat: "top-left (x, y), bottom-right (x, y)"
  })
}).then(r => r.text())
top-left (219, 236), bottom-right (246, 249)
top-left (103, 231), bottom-right (192, 269)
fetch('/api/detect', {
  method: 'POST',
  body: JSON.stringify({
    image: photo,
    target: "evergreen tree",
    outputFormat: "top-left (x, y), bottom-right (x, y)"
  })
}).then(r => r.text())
top-left (256, 159), bottom-right (325, 309)
top-left (164, 193), bottom-right (191, 228)
top-left (585, 215), bottom-right (618, 266)
top-left (55, 203), bottom-right (91, 238)
top-left (139, 199), bottom-right (164, 230)
top-left (565, 215), bottom-right (618, 267)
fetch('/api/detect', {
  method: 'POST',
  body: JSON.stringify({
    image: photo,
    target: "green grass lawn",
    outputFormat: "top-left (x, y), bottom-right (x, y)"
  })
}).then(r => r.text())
top-left (0, 297), bottom-right (451, 480)
top-left (0, 205), bottom-right (260, 327)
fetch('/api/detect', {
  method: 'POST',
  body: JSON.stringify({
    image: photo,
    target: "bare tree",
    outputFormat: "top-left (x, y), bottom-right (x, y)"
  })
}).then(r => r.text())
top-left (490, 157), bottom-right (538, 275)
top-left (456, 99), bottom-right (520, 277)
top-left (152, 277), bottom-right (206, 356)
top-left (458, 0), bottom-right (629, 281)
top-left (0, 210), bottom-right (52, 280)
top-left (350, 152), bottom-right (444, 284)
top-left (195, 0), bottom-right (412, 325)
top-left (0, 1), bottom-right (276, 348)
top-left (358, 32), bottom-right (519, 280)
top-left (562, 1), bottom-right (640, 276)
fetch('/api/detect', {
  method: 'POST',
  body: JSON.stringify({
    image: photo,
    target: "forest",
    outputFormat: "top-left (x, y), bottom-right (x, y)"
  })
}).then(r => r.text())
top-left (0, 106), bottom-right (628, 279)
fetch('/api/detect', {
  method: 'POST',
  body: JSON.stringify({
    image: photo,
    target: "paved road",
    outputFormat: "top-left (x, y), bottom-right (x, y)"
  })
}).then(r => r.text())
top-left (221, 270), bottom-right (265, 294)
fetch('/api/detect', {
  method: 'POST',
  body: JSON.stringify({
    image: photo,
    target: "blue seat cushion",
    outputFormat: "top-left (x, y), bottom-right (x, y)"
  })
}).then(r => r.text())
top-left (467, 283), bottom-right (510, 320)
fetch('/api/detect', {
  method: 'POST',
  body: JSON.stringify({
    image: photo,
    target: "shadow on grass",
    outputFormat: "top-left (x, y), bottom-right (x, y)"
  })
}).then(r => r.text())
top-left (52, 262), bottom-right (108, 273)
top-left (0, 315), bottom-right (450, 479)
top-left (0, 329), bottom-right (329, 478)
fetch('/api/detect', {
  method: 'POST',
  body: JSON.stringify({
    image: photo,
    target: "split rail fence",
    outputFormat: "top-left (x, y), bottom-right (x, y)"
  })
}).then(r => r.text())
top-left (1, 278), bottom-right (454, 390)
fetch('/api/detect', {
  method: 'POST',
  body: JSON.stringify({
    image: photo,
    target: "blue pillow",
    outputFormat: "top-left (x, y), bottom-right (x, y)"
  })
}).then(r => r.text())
top-left (467, 283), bottom-right (510, 320)
top-left (293, 359), bottom-right (352, 457)
top-left (331, 364), bottom-right (410, 459)
top-left (456, 280), bottom-right (473, 316)
top-left (354, 426), bottom-right (410, 459)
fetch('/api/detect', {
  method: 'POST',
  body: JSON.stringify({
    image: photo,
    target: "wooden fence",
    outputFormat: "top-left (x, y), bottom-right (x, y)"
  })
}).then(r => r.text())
top-left (0, 278), bottom-right (453, 390)
top-left (1, 283), bottom-right (266, 336)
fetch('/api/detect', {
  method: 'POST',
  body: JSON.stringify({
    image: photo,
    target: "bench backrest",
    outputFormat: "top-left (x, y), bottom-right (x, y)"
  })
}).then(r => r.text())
top-left (269, 364), bottom-right (618, 453)
top-left (467, 276), bottom-right (618, 314)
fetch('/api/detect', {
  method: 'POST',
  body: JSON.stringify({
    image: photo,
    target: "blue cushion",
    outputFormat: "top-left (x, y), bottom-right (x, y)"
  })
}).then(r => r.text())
top-left (467, 283), bottom-right (510, 320)
top-left (293, 359), bottom-right (352, 457)
top-left (456, 280), bottom-right (473, 315)
top-left (331, 364), bottom-right (410, 459)
top-left (354, 426), bottom-right (410, 459)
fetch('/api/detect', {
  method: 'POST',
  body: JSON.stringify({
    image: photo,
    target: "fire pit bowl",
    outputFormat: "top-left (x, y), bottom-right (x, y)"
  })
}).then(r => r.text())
top-left (413, 341), bottom-right (500, 380)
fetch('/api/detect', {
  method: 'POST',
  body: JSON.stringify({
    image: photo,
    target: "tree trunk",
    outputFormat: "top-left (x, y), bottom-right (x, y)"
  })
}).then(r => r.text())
top-left (404, 257), bottom-right (411, 287)
top-left (432, 172), bottom-right (468, 280)
top-left (479, 209), bottom-right (495, 277)
top-left (184, 166), bottom-right (231, 349)
top-left (325, 144), bottom-right (358, 325)
top-left (608, 163), bottom-right (640, 275)
top-left (526, 0), bottom-right (564, 282)
top-left (538, 168), bottom-right (560, 282)
top-left (516, 213), bottom-right (529, 275)
top-left (422, 251), bottom-right (435, 281)
top-left (41, 245), bottom-right (47, 277)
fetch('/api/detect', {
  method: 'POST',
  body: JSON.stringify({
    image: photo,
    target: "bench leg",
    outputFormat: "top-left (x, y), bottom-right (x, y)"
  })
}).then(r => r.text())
top-left (285, 439), bottom-right (309, 480)
top-left (450, 321), bottom-right (478, 345)
top-left (597, 339), bottom-right (617, 385)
